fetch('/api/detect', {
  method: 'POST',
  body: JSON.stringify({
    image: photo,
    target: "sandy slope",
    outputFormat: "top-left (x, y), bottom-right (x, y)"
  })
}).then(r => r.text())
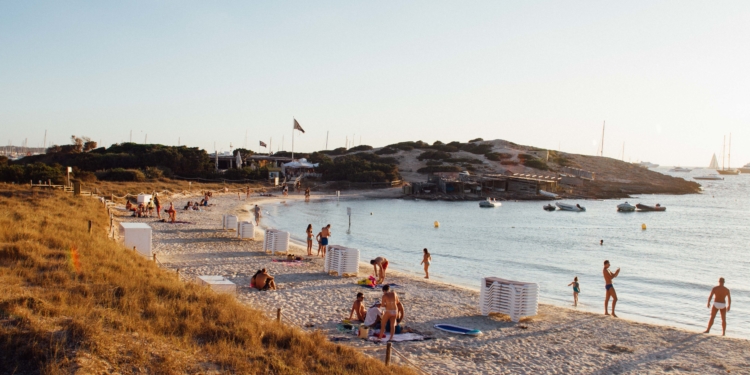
top-left (124, 193), bottom-right (749, 375)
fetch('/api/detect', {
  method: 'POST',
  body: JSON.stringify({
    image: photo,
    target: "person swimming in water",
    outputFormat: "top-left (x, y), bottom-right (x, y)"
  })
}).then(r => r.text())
top-left (568, 276), bottom-right (581, 307)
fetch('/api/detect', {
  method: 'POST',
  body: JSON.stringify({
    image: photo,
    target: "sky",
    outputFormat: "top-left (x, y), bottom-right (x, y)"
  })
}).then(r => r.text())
top-left (1, 1), bottom-right (749, 167)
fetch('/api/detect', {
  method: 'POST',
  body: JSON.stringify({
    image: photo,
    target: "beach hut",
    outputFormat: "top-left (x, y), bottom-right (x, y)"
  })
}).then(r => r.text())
top-left (119, 222), bottom-right (152, 257)
top-left (197, 276), bottom-right (237, 295)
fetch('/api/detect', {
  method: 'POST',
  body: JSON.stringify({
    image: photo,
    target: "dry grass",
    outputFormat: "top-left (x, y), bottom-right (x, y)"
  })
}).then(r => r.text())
top-left (0, 186), bottom-right (413, 374)
top-left (81, 179), bottom-right (269, 200)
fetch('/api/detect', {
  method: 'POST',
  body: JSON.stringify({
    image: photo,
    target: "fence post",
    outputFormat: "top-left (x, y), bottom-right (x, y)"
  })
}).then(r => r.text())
top-left (277, 308), bottom-right (281, 323)
top-left (88, 220), bottom-right (92, 234)
top-left (153, 254), bottom-right (157, 263)
top-left (385, 342), bottom-right (392, 365)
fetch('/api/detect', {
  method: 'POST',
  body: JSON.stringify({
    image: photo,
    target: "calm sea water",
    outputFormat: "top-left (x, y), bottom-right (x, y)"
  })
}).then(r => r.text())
top-left (262, 169), bottom-right (750, 338)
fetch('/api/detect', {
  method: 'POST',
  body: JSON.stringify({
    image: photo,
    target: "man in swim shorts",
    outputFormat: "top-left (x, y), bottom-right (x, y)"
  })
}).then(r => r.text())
top-left (704, 277), bottom-right (731, 336)
top-left (320, 224), bottom-right (331, 257)
top-left (370, 257), bottom-right (389, 284)
top-left (603, 260), bottom-right (620, 317)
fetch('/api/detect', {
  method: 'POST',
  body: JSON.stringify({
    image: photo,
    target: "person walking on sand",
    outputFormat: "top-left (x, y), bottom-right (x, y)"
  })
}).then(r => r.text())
top-left (568, 276), bottom-right (581, 307)
top-left (704, 277), bottom-right (731, 336)
top-left (420, 248), bottom-right (432, 279)
top-left (603, 260), bottom-right (620, 317)
top-left (305, 224), bottom-right (314, 256)
top-left (378, 285), bottom-right (400, 341)
top-left (253, 205), bottom-right (261, 226)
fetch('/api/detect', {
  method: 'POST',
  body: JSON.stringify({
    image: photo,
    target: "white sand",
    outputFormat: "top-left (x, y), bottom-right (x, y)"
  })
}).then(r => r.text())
top-left (117, 192), bottom-right (750, 375)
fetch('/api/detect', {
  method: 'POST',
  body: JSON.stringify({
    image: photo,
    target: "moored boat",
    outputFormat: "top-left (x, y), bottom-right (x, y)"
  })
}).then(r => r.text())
top-left (556, 202), bottom-right (585, 212)
top-left (543, 204), bottom-right (556, 211)
top-left (617, 202), bottom-right (635, 212)
top-left (479, 198), bottom-right (500, 208)
top-left (694, 175), bottom-right (724, 181)
top-left (669, 167), bottom-right (692, 172)
top-left (636, 203), bottom-right (666, 212)
top-left (739, 163), bottom-right (750, 174)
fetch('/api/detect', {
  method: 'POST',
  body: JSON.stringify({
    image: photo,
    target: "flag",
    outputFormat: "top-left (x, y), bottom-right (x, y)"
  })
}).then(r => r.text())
top-left (293, 119), bottom-right (305, 133)
top-left (259, 141), bottom-right (267, 147)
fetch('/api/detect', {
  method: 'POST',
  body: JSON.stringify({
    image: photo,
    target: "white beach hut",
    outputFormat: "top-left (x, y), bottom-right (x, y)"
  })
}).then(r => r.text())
top-left (119, 222), bottom-right (152, 257)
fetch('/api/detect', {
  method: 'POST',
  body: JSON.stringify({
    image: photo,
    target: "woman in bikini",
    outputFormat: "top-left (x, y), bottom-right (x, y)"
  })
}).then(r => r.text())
top-left (567, 276), bottom-right (580, 307)
top-left (379, 285), bottom-right (400, 341)
top-left (305, 224), bottom-right (313, 256)
top-left (421, 248), bottom-right (432, 279)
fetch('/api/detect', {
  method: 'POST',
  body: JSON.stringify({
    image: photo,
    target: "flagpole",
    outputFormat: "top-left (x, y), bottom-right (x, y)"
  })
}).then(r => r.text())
top-left (292, 118), bottom-right (295, 161)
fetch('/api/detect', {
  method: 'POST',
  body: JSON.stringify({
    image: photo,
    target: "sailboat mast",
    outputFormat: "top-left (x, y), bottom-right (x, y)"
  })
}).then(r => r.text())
top-left (722, 136), bottom-right (725, 170)
top-left (600, 121), bottom-right (605, 157)
top-left (728, 133), bottom-right (732, 169)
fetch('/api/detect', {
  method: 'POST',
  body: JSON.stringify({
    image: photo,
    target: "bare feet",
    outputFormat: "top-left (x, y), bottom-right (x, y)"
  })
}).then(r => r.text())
top-left (703, 330), bottom-right (710, 334)
top-left (612, 313), bottom-right (618, 318)
top-left (605, 312), bottom-right (610, 316)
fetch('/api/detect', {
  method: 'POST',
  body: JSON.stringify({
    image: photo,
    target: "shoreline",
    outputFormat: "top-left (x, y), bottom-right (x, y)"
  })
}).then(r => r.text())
top-left (135, 192), bottom-right (749, 374)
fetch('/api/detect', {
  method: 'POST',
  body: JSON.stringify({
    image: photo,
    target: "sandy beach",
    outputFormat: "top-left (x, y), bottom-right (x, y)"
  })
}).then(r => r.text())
top-left (119, 192), bottom-right (750, 375)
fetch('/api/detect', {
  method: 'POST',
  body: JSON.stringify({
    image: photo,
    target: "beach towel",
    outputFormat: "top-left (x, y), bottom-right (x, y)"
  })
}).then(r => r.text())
top-left (367, 333), bottom-right (426, 342)
top-left (169, 221), bottom-right (194, 224)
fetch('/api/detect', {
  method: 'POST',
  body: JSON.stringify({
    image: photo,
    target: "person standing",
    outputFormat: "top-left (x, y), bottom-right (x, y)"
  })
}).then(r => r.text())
top-left (320, 224), bottom-right (331, 258)
top-left (246, 186), bottom-right (250, 199)
top-left (379, 285), bottom-right (400, 341)
top-left (421, 248), bottom-right (431, 279)
top-left (154, 193), bottom-right (161, 219)
top-left (305, 224), bottom-right (314, 256)
top-left (305, 187), bottom-right (310, 201)
top-left (253, 205), bottom-right (261, 226)
top-left (704, 277), bottom-right (731, 336)
top-left (568, 276), bottom-right (580, 307)
top-left (166, 202), bottom-right (176, 223)
top-left (370, 257), bottom-right (389, 284)
top-left (603, 260), bottom-right (620, 317)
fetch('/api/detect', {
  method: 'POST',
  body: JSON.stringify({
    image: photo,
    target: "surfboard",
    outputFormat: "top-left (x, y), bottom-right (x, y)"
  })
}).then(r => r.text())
top-left (433, 324), bottom-right (482, 336)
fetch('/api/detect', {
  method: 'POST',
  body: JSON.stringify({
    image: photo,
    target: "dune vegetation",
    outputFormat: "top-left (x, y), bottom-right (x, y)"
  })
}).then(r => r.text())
top-left (0, 186), bottom-right (412, 374)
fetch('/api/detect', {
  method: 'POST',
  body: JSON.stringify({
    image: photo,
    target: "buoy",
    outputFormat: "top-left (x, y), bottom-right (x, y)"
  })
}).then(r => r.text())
top-left (434, 221), bottom-right (440, 228)
top-left (641, 223), bottom-right (647, 230)
top-left (370, 212), bottom-right (373, 215)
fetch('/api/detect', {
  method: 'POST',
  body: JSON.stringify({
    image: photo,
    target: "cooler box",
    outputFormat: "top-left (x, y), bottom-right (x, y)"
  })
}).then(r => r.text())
top-left (137, 194), bottom-right (152, 204)
top-left (197, 276), bottom-right (237, 295)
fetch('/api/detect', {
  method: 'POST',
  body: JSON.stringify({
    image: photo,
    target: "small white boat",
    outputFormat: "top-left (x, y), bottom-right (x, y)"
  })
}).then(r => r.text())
top-left (694, 175), bottom-right (724, 181)
top-left (739, 163), bottom-right (750, 174)
top-left (669, 167), bottom-right (692, 172)
top-left (617, 202), bottom-right (635, 212)
top-left (556, 202), bottom-right (585, 212)
top-left (543, 204), bottom-right (556, 211)
top-left (479, 198), bottom-right (501, 208)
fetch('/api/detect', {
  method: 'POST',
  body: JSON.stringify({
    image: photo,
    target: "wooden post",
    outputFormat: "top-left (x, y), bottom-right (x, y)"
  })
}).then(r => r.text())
top-left (276, 308), bottom-right (281, 323)
top-left (385, 342), bottom-right (392, 365)
top-left (153, 254), bottom-right (157, 263)
top-left (88, 220), bottom-right (92, 234)
top-left (176, 268), bottom-right (180, 277)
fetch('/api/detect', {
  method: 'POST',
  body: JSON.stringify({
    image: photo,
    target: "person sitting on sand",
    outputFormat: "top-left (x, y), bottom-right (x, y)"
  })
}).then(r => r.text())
top-left (603, 260), bottom-right (620, 317)
top-left (421, 248), bottom-right (431, 279)
top-left (568, 276), bottom-right (580, 307)
top-left (378, 285), bottom-right (400, 341)
top-left (370, 257), bottom-right (389, 284)
top-left (184, 201), bottom-right (193, 210)
top-left (252, 268), bottom-right (277, 291)
top-left (705, 277), bottom-right (731, 336)
top-left (166, 202), bottom-right (176, 223)
top-left (364, 300), bottom-right (382, 329)
top-left (348, 292), bottom-right (367, 322)
top-left (147, 199), bottom-right (155, 217)
top-left (126, 200), bottom-right (134, 212)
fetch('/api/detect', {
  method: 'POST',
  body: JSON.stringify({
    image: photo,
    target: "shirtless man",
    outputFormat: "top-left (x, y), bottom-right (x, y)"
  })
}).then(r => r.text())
top-left (252, 268), bottom-right (277, 291)
top-left (379, 285), bottom-right (400, 341)
top-left (603, 260), bottom-right (620, 317)
top-left (705, 277), bottom-right (731, 336)
top-left (370, 257), bottom-right (389, 284)
top-left (320, 224), bottom-right (331, 258)
top-left (348, 292), bottom-right (366, 322)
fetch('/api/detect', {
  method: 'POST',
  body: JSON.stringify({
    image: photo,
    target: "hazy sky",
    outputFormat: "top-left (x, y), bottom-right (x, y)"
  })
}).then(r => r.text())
top-left (2, 1), bottom-right (749, 166)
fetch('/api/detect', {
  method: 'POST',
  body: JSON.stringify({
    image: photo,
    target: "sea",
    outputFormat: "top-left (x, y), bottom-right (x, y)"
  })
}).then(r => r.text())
top-left (261, 168), bottom-right (750, 339)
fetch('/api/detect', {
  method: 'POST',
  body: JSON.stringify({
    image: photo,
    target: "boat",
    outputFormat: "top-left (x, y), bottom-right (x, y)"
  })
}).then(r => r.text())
top-left (636, 203), bottom-right (666, 212)
top-left (669, 167), bottom-right (692, 172)
top-left (717, 134), bottom-right (740, 175)
top-left (479, 198), bottom-right (501, 208)
top-left (635, 161), bottom-right (659, 168)
top-left (694, 175), bottom-right (724, 181)
top-left (708, 154), bottom-right (719, 169)
top-left (739, 163), bottom-right (750, 174)
top-left (556, 202), bottom-right (585, 212)
top-left (433, 324), bottom-right (482, 336)
top-left (543, 204), bottom-right (556, 211)
top-left (617, 202), bottom-right (635, 212)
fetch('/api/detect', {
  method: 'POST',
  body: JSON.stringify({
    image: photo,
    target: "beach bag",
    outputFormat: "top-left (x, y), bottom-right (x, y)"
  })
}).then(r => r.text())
top-left (358, 325), bottom-right (369, 339)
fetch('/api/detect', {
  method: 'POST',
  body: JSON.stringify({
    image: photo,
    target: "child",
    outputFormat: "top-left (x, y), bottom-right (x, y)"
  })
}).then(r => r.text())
top-left (568, 277), bottom-right (580, 307)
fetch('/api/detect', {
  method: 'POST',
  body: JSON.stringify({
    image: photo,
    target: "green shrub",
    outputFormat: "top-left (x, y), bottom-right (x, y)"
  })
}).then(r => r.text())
top-left (500, 160), bottom-right (519, 166)
top-left (460, 143), bottom-right (493, 154)
top-left (426, 160), bottom-right (443, 166)
top-left (469, 138), bottom-right (484, 142)
top-left (417, 151), bottom-right (452, 161)
top-left (348, 145), bottom-right (374, 153)
top-left (522, 158), bottom-right (549, 170)
top-left (375, 147), bottom-right (398, 155)
top-left (96, 168), bottom-right (146, 182)
top-left (416, 165), bottom-right (461, 174)
top-left (485, 152), bottom-right (512, 161)
top-left (447, 157), bottom-right (482, 164)
top-left (144, 166), bottom-right (164, 179)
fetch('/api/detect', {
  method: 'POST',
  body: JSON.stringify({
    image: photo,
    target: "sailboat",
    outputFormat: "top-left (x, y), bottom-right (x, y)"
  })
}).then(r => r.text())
top-left (717, 134), bottom-right (740, 175)
top-left (708, 154), bottom-right (719, 169)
